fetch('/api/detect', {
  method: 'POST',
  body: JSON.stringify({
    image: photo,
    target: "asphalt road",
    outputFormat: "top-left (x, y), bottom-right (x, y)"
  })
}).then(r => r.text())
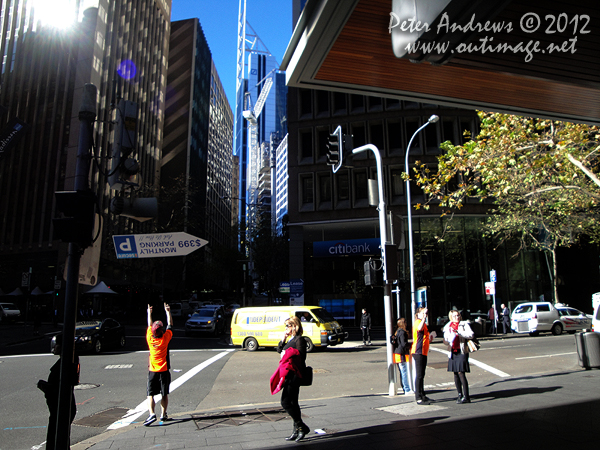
top-left (0, 324), bottom-right (582, 450)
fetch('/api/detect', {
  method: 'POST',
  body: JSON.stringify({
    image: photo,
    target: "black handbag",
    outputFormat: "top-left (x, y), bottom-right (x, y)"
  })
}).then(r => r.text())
top-left (298, 366), bottom-right (313, 386)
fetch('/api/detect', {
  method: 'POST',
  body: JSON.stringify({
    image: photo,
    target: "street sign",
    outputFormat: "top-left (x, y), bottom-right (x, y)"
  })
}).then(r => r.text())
top-left (279, 281), bottom-right (290, 293)
top-left (490, 269), bottom-right (497, 282)
top-left (112, 232), bottom-right (208, 259)
top-left (485, 281), bottom-right (495, 295)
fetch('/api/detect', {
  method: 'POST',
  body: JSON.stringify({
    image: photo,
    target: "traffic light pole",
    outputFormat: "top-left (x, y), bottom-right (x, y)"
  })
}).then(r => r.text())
top-left (55, 83), bottom-right (97, 449)
top-left (352, 144), bottom-right (397, 397)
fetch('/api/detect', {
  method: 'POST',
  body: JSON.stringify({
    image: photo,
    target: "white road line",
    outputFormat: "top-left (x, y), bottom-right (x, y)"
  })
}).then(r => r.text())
top-left (107, 350), bottom-right (234, 430)
top-left (429, 347), bottom-right (510, 378)
top-left (515, 351), bottom-right (576, 360)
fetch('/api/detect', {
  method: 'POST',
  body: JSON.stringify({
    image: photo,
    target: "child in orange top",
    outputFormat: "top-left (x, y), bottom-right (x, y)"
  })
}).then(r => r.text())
top-left (144, 303), bottom-right (173, 426)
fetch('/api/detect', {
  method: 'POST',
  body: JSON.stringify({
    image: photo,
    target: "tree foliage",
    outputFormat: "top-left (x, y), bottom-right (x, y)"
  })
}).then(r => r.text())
top-left (414, 112), bottom-right (600, 253)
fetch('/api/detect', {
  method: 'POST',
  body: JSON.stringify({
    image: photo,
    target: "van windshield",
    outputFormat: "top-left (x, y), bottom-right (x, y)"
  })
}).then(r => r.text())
top-left (311, 308), bottom-right (335, 323)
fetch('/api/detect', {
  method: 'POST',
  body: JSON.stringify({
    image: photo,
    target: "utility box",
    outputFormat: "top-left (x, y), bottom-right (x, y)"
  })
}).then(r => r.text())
top-left (574, 331), bottom-right (600, 369)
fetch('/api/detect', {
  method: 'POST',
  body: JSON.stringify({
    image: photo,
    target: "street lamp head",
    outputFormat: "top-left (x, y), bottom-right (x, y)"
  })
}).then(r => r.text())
top-left (428, 115), bottom-right (439, 124)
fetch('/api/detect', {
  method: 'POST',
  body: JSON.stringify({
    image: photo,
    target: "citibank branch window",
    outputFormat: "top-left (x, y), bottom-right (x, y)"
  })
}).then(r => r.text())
top-left (334, 170), bottom-right (350, 209)
top-left (404, 117), bottom-right (423, 155)
top-left (300, 174), bottom-right (315, 212)
top-left (317, 172), bottom-right (332, 210)
top-left (353, 169), bottom-right (369, 208)
top-left (390, 167), bottom-right (405, 206)
top-left (299, 129), bottom-right (313, 164)
top-left (387, 118), bottom-right (403, 156)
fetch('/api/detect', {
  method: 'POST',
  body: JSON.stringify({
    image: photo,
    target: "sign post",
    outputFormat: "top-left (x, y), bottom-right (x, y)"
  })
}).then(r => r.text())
top-left (112, 232), bottom-right (208, 259)
top-left (488, 269), bottom-right (497, 333)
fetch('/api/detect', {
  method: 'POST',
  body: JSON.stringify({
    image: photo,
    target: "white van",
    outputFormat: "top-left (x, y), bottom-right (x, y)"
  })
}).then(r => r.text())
top-left (231, 306), bottom-right (347, 352)
top-left (511, 301), bottom-right (562, 336)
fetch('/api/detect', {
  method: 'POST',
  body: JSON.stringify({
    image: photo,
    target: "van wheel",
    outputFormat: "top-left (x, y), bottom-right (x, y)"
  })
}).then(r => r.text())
top-left (551, 323), bottom-right (563, 335)
top-left (304, 337), bottom-right (314, 353)
top-left (245, 337), bottom-right (258, 352)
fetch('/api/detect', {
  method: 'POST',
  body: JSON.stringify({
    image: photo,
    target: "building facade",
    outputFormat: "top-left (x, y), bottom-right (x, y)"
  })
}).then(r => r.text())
top-left (162, 18), bottom-right (235, 294)
top-left (0, 0), bottom-right (171, 313)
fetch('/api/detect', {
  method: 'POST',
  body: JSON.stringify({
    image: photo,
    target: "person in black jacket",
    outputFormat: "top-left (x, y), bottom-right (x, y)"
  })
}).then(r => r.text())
top-left (37, 338), bottom-right (80, 450)
top-left (393, 318), bottom-right (414, 394)
top-left (360, 308), bottom-right (372, 345)
top-left (277, 316), bottom-right (310, 442)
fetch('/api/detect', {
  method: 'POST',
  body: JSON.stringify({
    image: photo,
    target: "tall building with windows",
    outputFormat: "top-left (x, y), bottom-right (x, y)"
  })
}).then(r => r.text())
top-left (0, 0), bottom-right (171, 309)
top-left (234, 13), bottom-right (287, 244)
top-left (162, 18), bottom-right (234, 293)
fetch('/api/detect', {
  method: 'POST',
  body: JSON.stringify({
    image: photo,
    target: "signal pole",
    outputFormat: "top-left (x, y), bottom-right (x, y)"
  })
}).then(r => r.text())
top-left (55, 83), bottom-right (97, 449)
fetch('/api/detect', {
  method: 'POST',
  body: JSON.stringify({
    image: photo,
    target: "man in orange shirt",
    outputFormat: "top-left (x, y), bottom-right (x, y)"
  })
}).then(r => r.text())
top-left (144, 302), bottom-right (173, 426)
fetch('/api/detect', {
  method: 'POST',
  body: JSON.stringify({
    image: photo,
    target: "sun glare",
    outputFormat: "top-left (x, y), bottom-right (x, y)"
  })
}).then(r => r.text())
top-left (33, 0), bottom-right (77, 30)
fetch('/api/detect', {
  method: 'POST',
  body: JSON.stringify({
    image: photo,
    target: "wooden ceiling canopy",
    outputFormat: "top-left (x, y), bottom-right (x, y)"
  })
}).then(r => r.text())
top-left (282, 0), bottom-right (600, 124)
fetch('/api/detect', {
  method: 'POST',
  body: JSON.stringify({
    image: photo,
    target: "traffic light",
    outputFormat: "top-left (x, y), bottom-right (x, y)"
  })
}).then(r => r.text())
top-left (326, 125), bottom-right (353, 173)
top-left (108, 99), bottom-right (139, 189)
top-left (364, 260), bottom-right (376, 286)
top-left (53, 189), bottom-right (96, 248)
top-left (326, 126), bottom-right (343, 172)
top-left (110, 196), bottom-right (158, 222)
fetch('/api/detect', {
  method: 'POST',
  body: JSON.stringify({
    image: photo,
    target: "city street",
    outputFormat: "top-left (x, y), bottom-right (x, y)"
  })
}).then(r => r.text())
top-left (0, 322), bottom-right (585, 450)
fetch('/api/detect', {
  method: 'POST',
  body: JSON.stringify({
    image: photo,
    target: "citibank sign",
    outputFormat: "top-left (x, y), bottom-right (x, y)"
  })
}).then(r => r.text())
top-left (313, 238), bottom-right (381, 258)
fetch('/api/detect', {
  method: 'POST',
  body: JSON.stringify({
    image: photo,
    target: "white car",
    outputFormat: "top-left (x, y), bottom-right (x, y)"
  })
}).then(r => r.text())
top-left (511, 302), bottom-right (562, 336)
top-left (555, 306), bottom-right (592, 333)
top-left (0, 302), bottom-right (21, 322)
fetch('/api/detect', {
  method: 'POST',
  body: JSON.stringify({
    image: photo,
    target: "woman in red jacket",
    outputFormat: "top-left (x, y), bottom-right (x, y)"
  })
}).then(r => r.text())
top-left (277, 316), bottom-right (310, 442)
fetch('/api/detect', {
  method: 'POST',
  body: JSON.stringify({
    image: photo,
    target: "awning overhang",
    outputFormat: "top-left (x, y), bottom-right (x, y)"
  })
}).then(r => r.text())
top-left (282, 0), bottom-right (600, 125)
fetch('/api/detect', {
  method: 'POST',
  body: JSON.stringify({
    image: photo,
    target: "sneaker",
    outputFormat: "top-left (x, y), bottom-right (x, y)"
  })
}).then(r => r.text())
top-left (404, 391), bottom-right (415, 395)
top-left (416, 399), bottom-right (430, 406)
top-left (160, 413), bottom-right (169, 421)
top-left (143, 414), bottom-right (157, 426)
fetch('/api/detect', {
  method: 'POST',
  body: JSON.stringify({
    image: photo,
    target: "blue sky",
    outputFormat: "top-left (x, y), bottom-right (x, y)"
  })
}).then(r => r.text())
top-left (171, 0), bottom-right (294, 110)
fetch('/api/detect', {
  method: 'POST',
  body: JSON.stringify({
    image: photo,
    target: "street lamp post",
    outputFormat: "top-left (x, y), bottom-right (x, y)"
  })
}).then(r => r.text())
top-left (405, 115), bottom-right (439, 323)
top-left (352, 143), bottom-right (396, 396)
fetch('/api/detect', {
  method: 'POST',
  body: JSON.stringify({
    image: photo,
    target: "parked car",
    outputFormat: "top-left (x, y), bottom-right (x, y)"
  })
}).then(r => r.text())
top-left (555, 305), bottom-right (592, 333)
top-left (185, 306), bottom-right (226, 336)
top-left (0, 302), bottom-right (21, 323)
top-left (51, 318), bottom-right (126, 354)
top-left (511, 302), bottom-right (562, 336)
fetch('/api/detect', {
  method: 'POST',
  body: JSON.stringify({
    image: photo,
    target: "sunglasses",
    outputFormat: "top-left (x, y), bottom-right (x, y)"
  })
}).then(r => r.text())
top-left (285, 324), bottom-right (292, 328)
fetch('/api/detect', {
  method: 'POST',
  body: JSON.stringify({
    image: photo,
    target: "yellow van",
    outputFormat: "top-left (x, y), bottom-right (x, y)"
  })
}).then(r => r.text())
top-left (230, 306), bottom-right (348, 352)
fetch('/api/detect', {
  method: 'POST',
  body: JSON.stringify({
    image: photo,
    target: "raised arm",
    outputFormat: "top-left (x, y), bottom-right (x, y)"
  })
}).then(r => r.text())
top-left (147, 304), bottom-right (153, 327)
top-left (164, 303), bottom-right (172, 327)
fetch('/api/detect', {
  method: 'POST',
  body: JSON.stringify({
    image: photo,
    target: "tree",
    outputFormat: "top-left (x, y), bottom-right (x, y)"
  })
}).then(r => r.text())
top-left (413, 111), bottom-right (600, 302)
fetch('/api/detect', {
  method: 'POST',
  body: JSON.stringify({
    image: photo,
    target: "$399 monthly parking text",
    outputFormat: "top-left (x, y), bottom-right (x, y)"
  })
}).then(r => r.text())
top-left (389, 12), bottom-right (590, 62)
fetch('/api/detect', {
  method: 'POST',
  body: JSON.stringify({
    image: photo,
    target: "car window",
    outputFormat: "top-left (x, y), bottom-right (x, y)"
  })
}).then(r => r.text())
top-left (514, 305), bottom-right (532, 314)
top-left (557, 309), bottom-right (568, 316)
top-left (567, 308), bottom-right (580, 316)
top-left (537, 305), bottom-right (550, 312)
top-left (195, 309), bottom-right (215, 317)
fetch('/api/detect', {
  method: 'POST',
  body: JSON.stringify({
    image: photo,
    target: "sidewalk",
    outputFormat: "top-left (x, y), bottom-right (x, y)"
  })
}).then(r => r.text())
top-left (72, 358), bottom-right (600, 449)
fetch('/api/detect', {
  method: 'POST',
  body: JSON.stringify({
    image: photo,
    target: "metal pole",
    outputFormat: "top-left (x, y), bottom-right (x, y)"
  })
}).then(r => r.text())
top-left (55, 84), bottom-right (96, 449)
top-left (352, 144), bottom-right (396, 396)
top-left (405, 115), bottom-right (439, 326)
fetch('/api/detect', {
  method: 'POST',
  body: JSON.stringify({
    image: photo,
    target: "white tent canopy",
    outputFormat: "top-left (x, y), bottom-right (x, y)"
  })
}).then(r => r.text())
top-left (31, 286), bottom-right (46, 295)
top-left (84, 281), bottom-right (118, 295)
top-left (7, 287), bottom-right (23, 296)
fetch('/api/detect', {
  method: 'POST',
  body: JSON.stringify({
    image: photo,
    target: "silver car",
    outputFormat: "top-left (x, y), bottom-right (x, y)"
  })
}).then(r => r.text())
top-left (555, 306), bottom-right (592, 334)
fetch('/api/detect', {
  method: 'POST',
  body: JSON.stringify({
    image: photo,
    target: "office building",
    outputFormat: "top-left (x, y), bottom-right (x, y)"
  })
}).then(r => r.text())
top-left (0, 0), bottom-right (171, 310)
top-left (162, 18), bottom-right (235, 293)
